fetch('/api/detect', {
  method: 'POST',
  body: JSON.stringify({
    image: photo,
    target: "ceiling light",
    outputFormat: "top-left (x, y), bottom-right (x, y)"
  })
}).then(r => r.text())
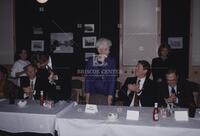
top-left (36, 0), bottom-right (48, 4)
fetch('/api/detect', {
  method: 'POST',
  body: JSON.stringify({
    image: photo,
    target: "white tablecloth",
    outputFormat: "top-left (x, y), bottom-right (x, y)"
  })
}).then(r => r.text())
top-left (0, 99), bottom-right (71, 134)
top-left (55, 105), bottom-right (200, 136)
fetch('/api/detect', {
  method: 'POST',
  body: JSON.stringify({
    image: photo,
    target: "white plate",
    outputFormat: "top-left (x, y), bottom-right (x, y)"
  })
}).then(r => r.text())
top-left (107, 113), bottom-right (119, 121)
top-left (17, 100), bottom-right (27, 108)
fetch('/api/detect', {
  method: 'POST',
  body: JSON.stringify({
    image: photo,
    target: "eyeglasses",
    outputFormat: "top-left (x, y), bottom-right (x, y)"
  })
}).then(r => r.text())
top-left (167, 79), bottom-right (176, 82)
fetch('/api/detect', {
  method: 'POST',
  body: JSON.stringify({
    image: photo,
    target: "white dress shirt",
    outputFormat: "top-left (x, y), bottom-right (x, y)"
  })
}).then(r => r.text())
top-left (24, 77), bottom-right (37, 100)
top-left (168, 85), bottom-right (178, 104)
top-left (168, 86), bottom-right (177, 96)
top-left (129, 77), bottom-right (146, 107)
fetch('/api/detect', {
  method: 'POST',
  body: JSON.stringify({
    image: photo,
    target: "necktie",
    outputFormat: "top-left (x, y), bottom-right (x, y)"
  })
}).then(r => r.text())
top-left (137, 80), bottom-right (141, 88)
top-left (133, 93), bottom-right (139, 106)
top-left (134, 80), bottom-right (141, 106)
top-left (171, 87), bottom-right (176, 95)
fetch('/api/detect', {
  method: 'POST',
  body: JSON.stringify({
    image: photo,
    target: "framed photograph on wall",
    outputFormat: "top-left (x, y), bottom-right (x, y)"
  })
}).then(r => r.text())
top-left (31, 40), bottom-right (44, 51)
top-left (82, 36), bottom-right (96, 48)
top-left (168, 37), bottom-right (183, 49)
top-left (84, 24), bottom-right (95, 33)
top-left (50, 32), bottom-right (74, 53)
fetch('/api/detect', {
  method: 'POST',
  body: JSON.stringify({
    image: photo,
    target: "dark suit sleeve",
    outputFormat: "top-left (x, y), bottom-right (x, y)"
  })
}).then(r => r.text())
top-left (156, 82), bottom-right (169, 107)
top-left (178, 80), bottom-right (195, 108)
top-left (118, 78), bottom-right (128, 101)
top-left (151, 58), bottom-right (158, 81)
top-left (36, 74), bottom-right (57, 101)
top-left (118, 77), bottom-right (136, 106)
top-left (140, 79), bottom-right (157, 107)
top-left (20, 76), bottom-right (30, 87)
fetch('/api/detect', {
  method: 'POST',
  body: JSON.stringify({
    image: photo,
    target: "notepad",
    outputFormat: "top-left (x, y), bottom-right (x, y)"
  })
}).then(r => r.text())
top-left (85, 104), bottom-right (98, 113)
top-left (174, 111), bottom-right (188, 121)
top-left (126, 110), bottom-right (139, 120)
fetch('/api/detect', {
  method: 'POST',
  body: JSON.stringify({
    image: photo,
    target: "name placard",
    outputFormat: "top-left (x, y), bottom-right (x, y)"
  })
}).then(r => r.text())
top-left (174, 111), bottom-right (188, 121)
top-left (126, 110), bottom-right (139, 120)
top-left (85, 104), bottom-right (98, 113)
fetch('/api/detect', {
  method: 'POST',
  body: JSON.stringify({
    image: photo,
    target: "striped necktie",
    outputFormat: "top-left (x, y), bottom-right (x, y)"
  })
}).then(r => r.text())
top-left (134, 80), bottom-right (141, 106)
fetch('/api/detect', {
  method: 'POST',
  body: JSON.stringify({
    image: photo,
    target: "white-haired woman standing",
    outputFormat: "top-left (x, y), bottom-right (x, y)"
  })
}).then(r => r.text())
top-left (85, 38), bottom-right (116, 105)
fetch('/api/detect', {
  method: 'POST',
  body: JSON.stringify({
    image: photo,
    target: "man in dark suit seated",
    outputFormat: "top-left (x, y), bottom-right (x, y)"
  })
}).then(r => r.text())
top-left (20, 64), bottom-right (57, 100)
top-left (118, 60), bottom-right (156, 107)
top-left (157, 68), bottom-right (195, 108)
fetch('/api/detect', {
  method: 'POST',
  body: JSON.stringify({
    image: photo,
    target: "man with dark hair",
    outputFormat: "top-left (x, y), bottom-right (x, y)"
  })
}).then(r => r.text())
top-left (118, 60), bottom-right (156, 107)
top-left (157, 68), bottom-right (195, 108)
top-left (20, 64), bottom-right (57, 100)
top-left (138, 60), bottom-right (151, 78)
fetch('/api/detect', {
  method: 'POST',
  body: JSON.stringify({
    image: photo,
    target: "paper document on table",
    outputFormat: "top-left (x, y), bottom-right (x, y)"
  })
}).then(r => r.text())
top-left (175, 111), bottom-right (188, 121)
top-left (85, 104), bottom-right (98, 113)
top-left (126, 110), bottom-right (139, 120)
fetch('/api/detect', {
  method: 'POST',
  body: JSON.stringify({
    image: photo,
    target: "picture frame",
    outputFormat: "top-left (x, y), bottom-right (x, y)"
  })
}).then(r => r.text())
top-left (84, 24), bottom-right (95, 33)
top-left (168, 37), bottom-right (183, 49)
top-left (82, 36), bottom-right (96, 48)
top-left (31, 40), bottom-right (44, 51)
top-left (50, 33), bottom-right (74, 53)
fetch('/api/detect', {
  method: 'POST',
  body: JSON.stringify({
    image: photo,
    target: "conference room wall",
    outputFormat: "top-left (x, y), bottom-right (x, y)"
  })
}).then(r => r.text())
top-left (189, 0), bottom-right (200, 84)
top-left (119, 0), bottom-right (196, 84)
top-left (0, 0), bottom-right (14, 65)
top-left (0, 0), bottom-right (200, 84)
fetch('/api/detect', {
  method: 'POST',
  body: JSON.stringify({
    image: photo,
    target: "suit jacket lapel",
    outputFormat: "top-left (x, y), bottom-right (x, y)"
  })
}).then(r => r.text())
top-left (34, 77), bottom-right (41, 98)
top-left (142, 78), bottom-right (148, 91)
top-left (176, 83), bottom-right (182, 96)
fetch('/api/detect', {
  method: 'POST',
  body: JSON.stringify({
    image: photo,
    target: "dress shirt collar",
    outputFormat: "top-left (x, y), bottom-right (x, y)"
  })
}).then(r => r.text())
top-left (30, 77), bottom-right (36, 85)
top-left (168, 85), bottom-right (177, 95)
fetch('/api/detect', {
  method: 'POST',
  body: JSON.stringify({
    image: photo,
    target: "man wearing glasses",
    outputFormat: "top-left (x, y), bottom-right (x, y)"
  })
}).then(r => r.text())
top-left (157, 69), bottom-right (195, 108)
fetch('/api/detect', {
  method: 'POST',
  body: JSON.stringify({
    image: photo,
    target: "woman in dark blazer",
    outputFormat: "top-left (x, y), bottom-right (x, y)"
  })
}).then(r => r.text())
top-left (151, 44), bottom-right (175, 83)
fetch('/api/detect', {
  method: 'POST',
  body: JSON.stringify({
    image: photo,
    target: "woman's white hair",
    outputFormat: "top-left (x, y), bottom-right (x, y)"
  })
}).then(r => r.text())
top-left (96, 38), bottom-right (112, 49)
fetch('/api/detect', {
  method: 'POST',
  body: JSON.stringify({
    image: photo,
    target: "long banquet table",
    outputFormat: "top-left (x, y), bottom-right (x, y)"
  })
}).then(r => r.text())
top-left (0, 99), bottom-right (72, 134)
top-left (55, 104), bottom-right (200, 136)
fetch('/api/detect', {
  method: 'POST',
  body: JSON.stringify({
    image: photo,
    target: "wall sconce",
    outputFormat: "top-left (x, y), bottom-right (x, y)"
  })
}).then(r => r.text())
top-left (36, 0), bottom-right (48, 4)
